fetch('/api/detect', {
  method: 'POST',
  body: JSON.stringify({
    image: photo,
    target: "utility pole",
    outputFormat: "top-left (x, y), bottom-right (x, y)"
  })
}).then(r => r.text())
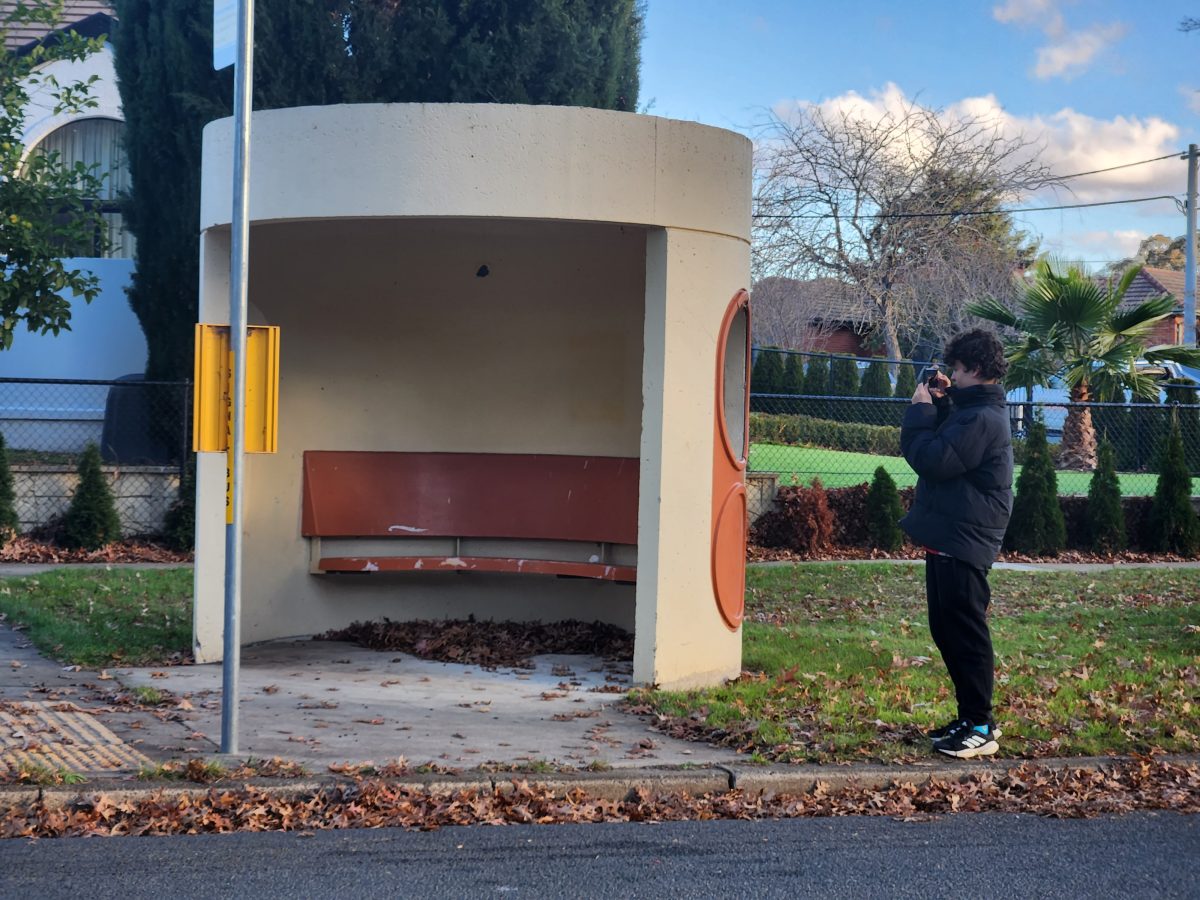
top-left (1185, 143), bottom-right (1197, 347)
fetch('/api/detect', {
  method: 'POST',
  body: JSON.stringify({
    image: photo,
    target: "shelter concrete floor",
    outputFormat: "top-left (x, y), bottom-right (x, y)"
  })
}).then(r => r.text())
top-left (113, 640), bottom-right (743, 771)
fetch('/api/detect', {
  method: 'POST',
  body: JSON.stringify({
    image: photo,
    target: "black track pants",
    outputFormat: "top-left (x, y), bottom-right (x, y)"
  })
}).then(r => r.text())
top-left (925, 553), bottom-right (994, 727)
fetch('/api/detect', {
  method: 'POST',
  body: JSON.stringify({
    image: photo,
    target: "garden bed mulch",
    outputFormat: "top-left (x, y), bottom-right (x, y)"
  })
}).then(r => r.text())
top-left (747, 543), bottom-right (1200, 565)
top-left (0, 537), bottom-right (193, 565)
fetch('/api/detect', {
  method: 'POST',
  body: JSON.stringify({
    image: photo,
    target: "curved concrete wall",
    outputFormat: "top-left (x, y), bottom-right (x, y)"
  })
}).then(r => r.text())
top-left (200, 104), bottom-right (750, 240)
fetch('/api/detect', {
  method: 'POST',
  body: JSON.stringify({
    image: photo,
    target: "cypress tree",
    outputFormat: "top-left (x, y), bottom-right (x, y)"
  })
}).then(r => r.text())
top-left (1147, 418), bottom-right (1200, 556)
top-left (751, 349), bottom-right (785, 395)
top-left (1005, 419), bottom-right (1065, 555)
top-left (829, 356), bottom-right (859, 396)
top-left (803, 355), bottom-right (830, 396)
top-left (0, 433), bottom-right (18, 543)
top-left (866, 465), bottom-right (904, 552)
top-left (894, 363), bottom-right (917, 399)
top-left (860, 360), bottom-right (891, 397)
top-left (1087, 438), bottom-right (1125, 554)
top-left (113, 0), bottom-right (646, 380)
top-left (892, 364), bottom-right (918, 426)
top-left (782, 352), bottom-right (805, 394)
top-left (162, 457), bottom-right (196, 552)
top-left (1128, 389), bottom-right (1162, 471)
top-left (62, 444), bottom-right (122, 551)
top-left (803, 354), bottom-right (830, 419)
top-left (1164, 378), bottom-right (1200, 475)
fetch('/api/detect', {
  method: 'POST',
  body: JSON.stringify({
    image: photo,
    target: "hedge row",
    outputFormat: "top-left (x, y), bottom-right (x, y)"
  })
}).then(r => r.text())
top-left (749, 411), bottom-right (1070, 470)
top-left (749, 413), bottom-right (901, 456)
top-left (753, 480), bottom-right (1197, 556)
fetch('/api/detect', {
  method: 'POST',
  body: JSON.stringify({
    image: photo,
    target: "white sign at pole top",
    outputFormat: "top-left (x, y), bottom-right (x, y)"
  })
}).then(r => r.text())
top-left (213, 0), bottom-right (237, 70)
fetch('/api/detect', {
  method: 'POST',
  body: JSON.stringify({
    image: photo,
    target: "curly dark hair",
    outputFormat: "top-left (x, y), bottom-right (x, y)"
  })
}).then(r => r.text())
top-left (943, 328), bottom-right (1008, 381)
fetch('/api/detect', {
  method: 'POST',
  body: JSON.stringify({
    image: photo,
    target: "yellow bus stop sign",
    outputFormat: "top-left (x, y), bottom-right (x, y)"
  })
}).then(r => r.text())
top-left (193, 324), bottom-right (280, 522)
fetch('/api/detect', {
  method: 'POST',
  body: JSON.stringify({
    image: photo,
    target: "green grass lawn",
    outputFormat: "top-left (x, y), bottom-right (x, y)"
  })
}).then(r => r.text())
top-left (749, 442), bottom-right (1199, 496)
top-left (631, 562), bottom-right (1200, 763)
top-left (0, 568), bottom-right (193, 667)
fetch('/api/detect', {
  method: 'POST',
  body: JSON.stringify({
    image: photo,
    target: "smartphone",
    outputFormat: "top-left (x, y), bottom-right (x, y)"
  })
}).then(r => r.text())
top-left (922, 365), bottom-right (942, 386)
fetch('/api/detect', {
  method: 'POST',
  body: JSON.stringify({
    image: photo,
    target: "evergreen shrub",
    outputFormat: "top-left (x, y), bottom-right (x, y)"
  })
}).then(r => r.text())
top-left (1086, 439), bottom-right (1125, 553)
top-left (751, 348), bottom-right (784, 395)
top-left (803, 355), bottom-right (830, 395)
top-left (61, 443), bottom-right (122, 551)
top-left (1164, 378), bottom-right (1200, 475)
top-left (860, 360), bottom-right (892, 398)
top-left (829, 356), bottom-right (859, 396)
top-left (866, 466), bottom-right (904, 552)
top-left (0, 433), bottom-right (18, 543)
top-left (162, 456), bottom-right (196, 552)
top-left (1147, 418), bottom-right (1200, 556)
top-left (894, 363), bottom-right (917, 399)
top-left (1004, 419), bottom-right (1065, 555)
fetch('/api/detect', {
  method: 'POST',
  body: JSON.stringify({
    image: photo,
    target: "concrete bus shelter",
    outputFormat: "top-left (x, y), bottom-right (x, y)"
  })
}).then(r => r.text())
top-left (194, 103), bottom-right (751, 690)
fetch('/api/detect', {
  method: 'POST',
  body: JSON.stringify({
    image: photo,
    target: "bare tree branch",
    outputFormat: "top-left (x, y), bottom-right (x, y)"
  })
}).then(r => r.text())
top-left (753, 97), bottom-right (1059, 359)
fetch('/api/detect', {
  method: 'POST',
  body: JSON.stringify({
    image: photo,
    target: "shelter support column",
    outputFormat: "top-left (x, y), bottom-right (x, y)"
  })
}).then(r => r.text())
top-left (634, 227), bottom-right (748, 689)
top-left (193, 228), bottom-right (230, 663)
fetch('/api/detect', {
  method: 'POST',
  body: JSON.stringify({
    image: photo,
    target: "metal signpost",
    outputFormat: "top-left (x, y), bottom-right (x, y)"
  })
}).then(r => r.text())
top-left (214, 0), bottom-right (255, 755)
top-left (1184, 144), bottom-right (1197, 347)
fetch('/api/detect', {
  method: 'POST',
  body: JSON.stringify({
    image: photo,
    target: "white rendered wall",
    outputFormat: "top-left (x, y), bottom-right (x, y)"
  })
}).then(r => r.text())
top-left (635, 228), bottom-right (748, 689)
top-left (19, 46), bottom-right (123, 151)
top-left (0, 258), bottom-right (141, 379)
top-left (5, 47), bottom-right (145, 382)
top-left (199, 104), bottom-right (750, 241)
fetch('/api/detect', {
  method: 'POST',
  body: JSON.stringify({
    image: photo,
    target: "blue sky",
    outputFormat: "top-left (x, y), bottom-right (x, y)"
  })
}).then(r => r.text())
top-left (641, 0), bottom-right (1199, 268)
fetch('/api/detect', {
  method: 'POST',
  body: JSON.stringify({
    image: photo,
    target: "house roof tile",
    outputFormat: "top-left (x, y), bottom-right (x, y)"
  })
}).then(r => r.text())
top-left (1116, 266), bottom-right (1199, 313)
top-left (3, 1), bottom-right (113, 52)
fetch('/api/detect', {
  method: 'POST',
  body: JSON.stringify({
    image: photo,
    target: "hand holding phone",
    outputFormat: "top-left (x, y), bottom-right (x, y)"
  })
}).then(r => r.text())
top-left (923, 363), bottom-right (949, 395)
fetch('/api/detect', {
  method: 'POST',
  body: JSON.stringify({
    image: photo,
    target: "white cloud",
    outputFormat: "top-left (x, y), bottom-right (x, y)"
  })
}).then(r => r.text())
top-left (1034, 22), bottom-right (1127, 80)
top-left (993, 0), bottom-right (1065, 37)
top-left (992, 0), bottom-right (1058, 26)
top-left (771, 85), bottom-right (1183, 203)
top-left (1180, 84), bottom-right (1200, 116)
top-left (1070, 229), bottom-right (1145, 256)
top-left (993, 1), bottom-right (1127, 80)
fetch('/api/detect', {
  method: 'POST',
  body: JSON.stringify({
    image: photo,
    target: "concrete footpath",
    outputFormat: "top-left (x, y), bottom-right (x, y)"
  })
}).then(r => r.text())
top-left (1, 560), bottom-right (1195, 804)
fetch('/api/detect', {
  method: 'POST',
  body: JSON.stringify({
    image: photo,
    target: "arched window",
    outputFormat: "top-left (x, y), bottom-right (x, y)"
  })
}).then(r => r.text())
top-left (30, 118), bottom-right (134, 260)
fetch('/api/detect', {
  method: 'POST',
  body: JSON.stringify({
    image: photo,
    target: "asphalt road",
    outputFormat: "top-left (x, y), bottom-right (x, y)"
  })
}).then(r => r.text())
top-left (2, 812), bottom-right (1195, 899)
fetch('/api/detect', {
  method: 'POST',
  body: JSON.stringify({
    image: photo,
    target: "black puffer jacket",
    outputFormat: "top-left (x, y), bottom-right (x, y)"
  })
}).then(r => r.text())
top-left (899, 384), bottom-right (1014, 569)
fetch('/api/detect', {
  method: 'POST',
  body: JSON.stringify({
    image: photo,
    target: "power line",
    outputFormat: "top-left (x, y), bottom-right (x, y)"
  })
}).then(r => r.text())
top-left (1053, 152), bottom-right (1184, 181)
top-left (752, 194), bottom-right (1180, 220)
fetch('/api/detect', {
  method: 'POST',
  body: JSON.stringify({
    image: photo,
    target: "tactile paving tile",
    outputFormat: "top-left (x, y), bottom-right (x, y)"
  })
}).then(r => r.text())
top-left (0, 701), bottom-right (151, 775)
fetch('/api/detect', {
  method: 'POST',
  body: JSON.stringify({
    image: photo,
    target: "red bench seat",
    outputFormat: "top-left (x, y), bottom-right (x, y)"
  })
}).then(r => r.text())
top-left (301, 451), bottom-right (639, 582)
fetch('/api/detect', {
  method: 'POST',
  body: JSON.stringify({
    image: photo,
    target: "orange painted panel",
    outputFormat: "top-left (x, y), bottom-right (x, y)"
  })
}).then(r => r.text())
top-left (711, 486), bottom-right (747, 627)
top-left (711, 290), bottom-right (751, 630)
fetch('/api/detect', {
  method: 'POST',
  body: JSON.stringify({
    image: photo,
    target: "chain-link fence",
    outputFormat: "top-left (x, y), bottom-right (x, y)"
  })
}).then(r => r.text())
top-left (1, 377), bottom-right (192, 538)
top-left (749, 391), bottom-right (1200, 497)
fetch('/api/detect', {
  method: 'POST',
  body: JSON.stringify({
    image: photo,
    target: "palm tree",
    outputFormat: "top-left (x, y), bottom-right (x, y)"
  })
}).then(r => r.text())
top-left (967, 261), bottom-right (1200, 470)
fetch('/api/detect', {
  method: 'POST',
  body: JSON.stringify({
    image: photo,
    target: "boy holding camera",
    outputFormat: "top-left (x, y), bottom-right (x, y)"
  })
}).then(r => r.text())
top-left (900, 329), bottom-right (1013, 758)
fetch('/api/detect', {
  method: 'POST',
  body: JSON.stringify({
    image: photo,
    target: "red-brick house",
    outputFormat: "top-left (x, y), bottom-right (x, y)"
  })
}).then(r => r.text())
top-left (1112, 266), bottom-right (1200, 347)
top-left (751, 276), bottom-right (877, 355)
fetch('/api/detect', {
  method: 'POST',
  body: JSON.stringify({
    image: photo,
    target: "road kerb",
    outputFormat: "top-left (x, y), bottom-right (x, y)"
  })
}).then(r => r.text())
top-left (2, 755), bottom-right (1195, 813)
